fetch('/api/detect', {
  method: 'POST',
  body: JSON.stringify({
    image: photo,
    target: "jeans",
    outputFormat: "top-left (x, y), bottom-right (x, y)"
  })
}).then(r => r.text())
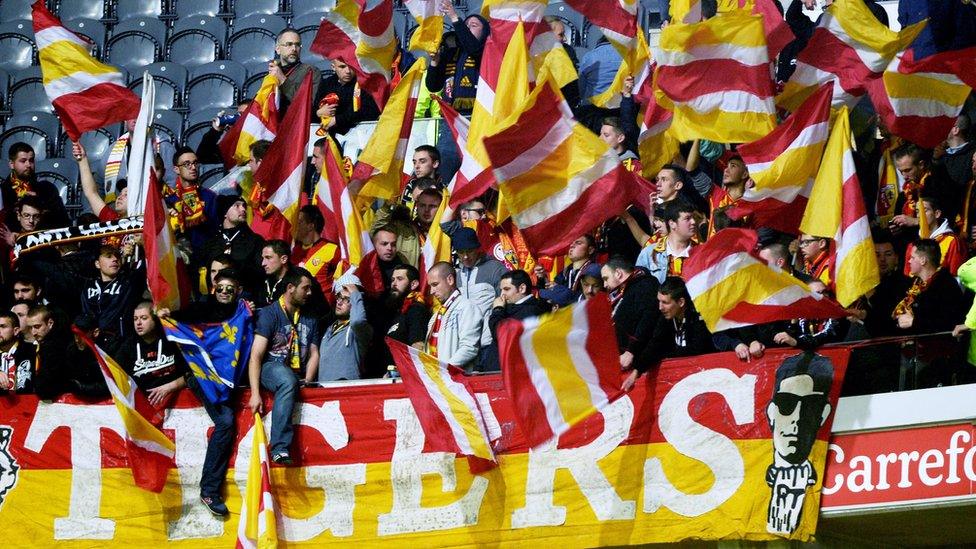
top-left (259, 361), bottom-right (299, 454)
top-left (186, 375), bottom-right (236, 498)
top-left (435, 116), bottom-right (461, 184)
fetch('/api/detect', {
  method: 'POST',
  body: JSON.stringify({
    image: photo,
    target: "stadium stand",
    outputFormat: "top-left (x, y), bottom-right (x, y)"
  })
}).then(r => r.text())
top-left (105, 16), bottom-right (167, 72)
top-left (63, 17), bottom-right (107, 57)
top-left (129, 62), bottom-right (189, 111)
top-left (8, 66), bottom-right (51, 114)
top-left (167, 15), bottom-right (226, 69)
top-left (186, 60), bottom-right (245, 112)
top-left (0, 111), bottom-right (60, 177)
top-left (0, 20), bottom-right (36, 73)
top-left (229, 0), bottom-right (283, 18)
top-left (227, 14), bottom-right (286, 66)
top-left (113, 0), bottom-right (166, 22)
top-left (152, 109), bottom-right (186, 144)
top-left (35, 157), bottom-right (79, 205)
top-left (54, 0), bottom-right (106, 21)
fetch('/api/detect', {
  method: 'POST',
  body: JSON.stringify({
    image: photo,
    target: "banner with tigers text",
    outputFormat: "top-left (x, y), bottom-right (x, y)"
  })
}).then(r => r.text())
top-left (0, 348), bottom-right (848, 545)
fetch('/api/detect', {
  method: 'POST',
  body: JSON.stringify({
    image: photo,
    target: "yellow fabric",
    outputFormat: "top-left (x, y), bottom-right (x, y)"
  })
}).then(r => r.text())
top-left (799, 108), bottom-right (879, 306)
top-left (97, 345), bottom-right (176, 456)
top-left (404, 0), bottom-right (443, 54)
top-left (590, 22), bottom-right (650, 109)
top-left (415, 350), bottom-right (494, 460)
top-left (357, 58), bottom-right (428, 200)
top-left (240, 413), bottom-right (278, 547)
top-left (234, 73), bottom-right (278, 165)
top-left (39, 40), bottom-right (117, 82)
top-left (669, 0), bottom-right (702, 23)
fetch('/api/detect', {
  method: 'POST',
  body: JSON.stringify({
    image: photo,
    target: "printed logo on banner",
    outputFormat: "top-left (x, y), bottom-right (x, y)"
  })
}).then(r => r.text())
top-left (764, 353), bottom-right (835, 534)
top-left (0, 426), bottom-right (20, 509)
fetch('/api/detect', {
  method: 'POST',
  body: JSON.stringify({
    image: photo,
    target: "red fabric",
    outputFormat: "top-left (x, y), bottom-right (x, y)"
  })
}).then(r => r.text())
top-left (250, 72), bottom-right (314, 241)
top-left (98, 205), bottom-right (120, 222)
top-left (434, 96), bottom-right (497, 209)
top-left (143, 169), bottom-right (190, 310)
top-left (217, 113), bottom-right (245, 171)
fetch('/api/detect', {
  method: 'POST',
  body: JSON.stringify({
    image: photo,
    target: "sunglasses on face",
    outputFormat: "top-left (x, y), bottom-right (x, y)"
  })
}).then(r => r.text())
top-left (772, 392), bottom-right (827, 415)
top-left (215, 284), bottom-right (238, 294)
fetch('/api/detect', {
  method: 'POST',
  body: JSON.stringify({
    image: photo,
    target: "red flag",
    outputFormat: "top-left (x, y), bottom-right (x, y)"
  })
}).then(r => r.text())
top-left (250, 72), bottom-right (313, 241)
top-left (217, 114), bottom-right (245, 171)
top-left (433, 96), bottom-right (496, 209)
top-left (742, 0), bottom-right (793, 59)
top-left (32, 0), bottom-right (140, 140)
top-left (143, 161), bottom-right (190, 310)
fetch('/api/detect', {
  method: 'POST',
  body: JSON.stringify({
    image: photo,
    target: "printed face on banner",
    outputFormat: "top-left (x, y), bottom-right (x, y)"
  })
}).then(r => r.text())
top-left (765, 353), bottom-right (834, 535)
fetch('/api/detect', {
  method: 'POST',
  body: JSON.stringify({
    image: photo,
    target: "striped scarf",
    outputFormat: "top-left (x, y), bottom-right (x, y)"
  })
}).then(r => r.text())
top-left (426, 290), bottom-right (459, 358)
top-left (279, 296), bottom-right (303, 371)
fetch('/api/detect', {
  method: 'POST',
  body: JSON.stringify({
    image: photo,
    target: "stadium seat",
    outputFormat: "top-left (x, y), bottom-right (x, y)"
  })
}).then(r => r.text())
top-left (129, 62), bottom-right (187, 111)
top-left (113, 0), bottom-right (164, 21)
top-left (0, 0), bottom-right (33, 23)
top-left (167, 16), bottom-right (226, 69)
top-left (243, 67), bottom-right (269, 99)
top-left (55, 0), bottom-right (106, 21)
top-left (9, 67), bottom-right (53, 114)
top-left (65, 126), bottom-right (118, 176)
top-left (290, 0), bottom-right (335, 19)
top-left (63, 18), bottom-right (106, 57)
top-left (183, 107), bottom-right (224, 151)
top-left (199, 165), bottom-right (227, 190)
top-left (35, 158), bottom-right (79, 205)
top-left (0, 112), bottom-right (61, 175)
top-left (230, 0), bottom-right (282, 18)
top-left (106, 17), bottom-right (166, 72)
top-left (151, 109), bottom-right (185, 144)
top-left (0, 68), bottom-right (10, 113)
top-left (292, 12), bottom-right (325, 49)
top-left (186, 61), bottom-right (245, 112)
top-left (545, 2), bottom-right (585, 47)
top-left (173, 0), bottom-right (223, 18)
top-left (228, 14), bottom-right (286, 66)
top-left (0, 20), bottom-right (35, 73)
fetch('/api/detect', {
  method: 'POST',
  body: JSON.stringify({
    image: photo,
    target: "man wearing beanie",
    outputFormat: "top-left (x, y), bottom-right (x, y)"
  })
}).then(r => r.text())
top-left (196, 195), bottom-right (265, 297)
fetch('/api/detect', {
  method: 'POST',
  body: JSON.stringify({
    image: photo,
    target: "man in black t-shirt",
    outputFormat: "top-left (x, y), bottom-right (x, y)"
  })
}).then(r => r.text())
top-left (116, 302), bottom-right (187, 404)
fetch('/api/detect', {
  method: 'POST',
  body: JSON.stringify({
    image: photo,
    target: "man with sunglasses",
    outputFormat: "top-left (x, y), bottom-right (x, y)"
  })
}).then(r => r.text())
top-left (764, 352), bottom-right (834, 534)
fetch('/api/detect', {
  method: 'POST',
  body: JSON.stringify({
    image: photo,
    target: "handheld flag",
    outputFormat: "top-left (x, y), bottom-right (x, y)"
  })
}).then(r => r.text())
top-left (76, 327), bottom-right (175, 493)
top-left (800, 107), bottom-right (880, 307)
top-left (226, 74), bottom-right (279, 167)
top-left (125, 72), bottom-right (155, 218)
top-left (250, 72), bottom-right (313, 241)
top-left (496, 295), bottom-right (623, 448)
top-left (161, 300), bottom-right (254, 405)
top-left (684, 228), bottom-right (848, 332)
top-left (236, 413), bottom-right (279, 549)
top-left (387, 339), bottom-right (496, 470)
top-left (482, 77), bottom-right (644, 256)
top-left (731, 84), bottom-right (833, 235)
top-left (403, 0), bottom-right (443, 53)
top-left (777, 0), bottom-right (925, 111)
top-left (144, 157), bottom-right (190, 311)
top-left (655, 12), bottom-right (777, 142)
top-left (32, 0), bottom-right (140, 141)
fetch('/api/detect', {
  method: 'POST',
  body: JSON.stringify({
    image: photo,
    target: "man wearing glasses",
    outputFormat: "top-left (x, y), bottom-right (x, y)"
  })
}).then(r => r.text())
top-left (765, 352), bottom-right (834, 535)
top-left (796, 234), bottom-right (832, 286)
top-left (317, 277), bottom-right (371, 382)
top-left (166, 147), bottom-right (219, 250)
top-left (269, 28), bottom-right (323, 120)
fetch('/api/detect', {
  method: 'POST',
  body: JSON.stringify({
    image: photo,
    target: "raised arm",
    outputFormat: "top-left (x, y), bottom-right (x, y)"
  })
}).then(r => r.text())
top-left (73, 142), bottom-right (107, 215)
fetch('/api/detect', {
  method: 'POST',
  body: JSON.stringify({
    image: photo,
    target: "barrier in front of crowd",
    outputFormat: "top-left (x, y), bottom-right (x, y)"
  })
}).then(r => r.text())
top-left (0, 347), bottom-right (850, 546)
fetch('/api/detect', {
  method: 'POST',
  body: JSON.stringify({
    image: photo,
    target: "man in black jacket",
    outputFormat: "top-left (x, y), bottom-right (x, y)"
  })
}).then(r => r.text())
top-left (196, 195), bottom-right (265, 298)
top-left (31, 309), bottom-right (108, 400)
top-left (601, 257), bottom-right (660, 373)
top-left (623, 277), bottom-right (714, 391)
top-left (483, 270), bottom-right (551, 372)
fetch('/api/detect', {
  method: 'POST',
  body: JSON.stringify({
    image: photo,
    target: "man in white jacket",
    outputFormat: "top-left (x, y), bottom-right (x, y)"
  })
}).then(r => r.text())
top-left (425, 261), bottom-right (483, 370)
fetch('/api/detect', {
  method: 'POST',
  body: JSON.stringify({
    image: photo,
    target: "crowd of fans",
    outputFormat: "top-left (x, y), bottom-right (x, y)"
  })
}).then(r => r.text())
top-left (1, 0), bottom-right (975, 516)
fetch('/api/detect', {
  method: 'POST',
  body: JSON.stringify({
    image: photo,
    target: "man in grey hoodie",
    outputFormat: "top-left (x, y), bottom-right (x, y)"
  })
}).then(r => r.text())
top-left (317, 274), bottom-right (372, 382)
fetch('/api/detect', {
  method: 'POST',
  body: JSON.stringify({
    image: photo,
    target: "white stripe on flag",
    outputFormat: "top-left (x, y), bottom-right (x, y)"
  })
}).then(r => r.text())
top-left (45, 70), bottom-right (127, 101)
top-left (269, 163), bottom-right (304, 212)
top-left (410, 353), bottom-right (476, 455)
top-left (676, 90), bottom-right (774, 115)
top-left (658, 43), bottom-right (768, 67)
top-left (518, 316), bottom-right (569, 436)
top-left (492, 120), bottom-right (573, 181)
top-left (566, 303), bottom-right (612, 409)
top-left (512, 151), bottom-right (619, 227)
top-left (34, 25), bottom-right (88, 49)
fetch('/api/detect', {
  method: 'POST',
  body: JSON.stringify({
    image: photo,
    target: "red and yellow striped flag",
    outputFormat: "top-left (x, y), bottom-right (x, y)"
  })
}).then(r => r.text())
top-left (654, 12), bottom-right (776, 143)
top-left (637, 68), bottom-right (680, 179)
top-left (236, 413), bottom-right (278, 549)
top-left (76, 328), bottom-right (175, 493)
top-left (144, 159), bottom-right (189, 311)
top-left (778, 0), bottom-right (925, 111)
top-left (800, 107), bottom-right (880, 307)
top-left (495, 295), bottom-right (623, 448)
top-left (403, 0), bottom-right (443, 53)
top-left (684, 228), bottom-right (848, 332)
top-left (388, 339), bottom-right (496, 469)
top-left (482, 77), bottom-right (645, 257)
top-left (311, 0), bottom-right (397, 109)
top-left (352, 57), bottom-right (427, 200)
top-left (32, 0), bottom-right (140, 140)
top-left (230, 74), bottom-right (278, 166)
top-left (866, 46), bottom-right (976, 149)
top-left (731, 83), bottom-right (833, 235)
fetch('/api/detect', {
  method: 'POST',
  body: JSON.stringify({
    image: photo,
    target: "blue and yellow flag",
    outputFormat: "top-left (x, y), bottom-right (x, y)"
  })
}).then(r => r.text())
top-left (162, 300), bottom-right (253, 404)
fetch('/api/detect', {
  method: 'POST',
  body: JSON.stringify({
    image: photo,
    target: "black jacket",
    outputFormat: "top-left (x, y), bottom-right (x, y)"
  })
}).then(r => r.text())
top-left (196, 225), bottom-right (266, 297)
top-left (482, 296), bottom-right (552, 372)
top-left (611, 268), bottom-right (660, 356)
top-left (318, 74), bottom-right (381, 137)
top-left (34, 330), bottom-right (108, 400)
top-left (906, 268), bottom-right (967, 335)
top-left (636, 308), bottom-right (714, 373)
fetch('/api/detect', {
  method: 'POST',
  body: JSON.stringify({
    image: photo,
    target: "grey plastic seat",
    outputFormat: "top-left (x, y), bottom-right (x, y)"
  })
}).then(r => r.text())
top-left (35, 158), bottom-right (80, 205)
top-left (167, 16), bottom-right (226, 68)
top-left (0, 69), bottom-right (10, 113)
top-left (291, 0), bottom-right (335, 19)
top-left (106, 17), bottom-right (166, 72)
top-left (62, 18), bottom-right (105, 57)
top-left (0, 20), bottom-right (35, 73)
top-left (231, 0), bottom-right (281, 18)
top-left (173, 0), bottom-right (223, 18)
top-left (129, 62), bottom-right (187, 110)
top-left (0, 0), bottom-right (34, 23)
top-left (183, 107), bottom-right (224, 151)
top-left (55, 0), bottom-right (106, 21)
top-left (186, 61), bottom-right (245, 112)
top-left (151, 109), bottom-right (185, 144)
top-left (114, 0), bottom-right (164, 21)
top-left (65, 127), bottom-right (118, 176)
top-left (9, 67), bottom-right (53, 114)
top-left (227, 14), bottom-right (286, 66)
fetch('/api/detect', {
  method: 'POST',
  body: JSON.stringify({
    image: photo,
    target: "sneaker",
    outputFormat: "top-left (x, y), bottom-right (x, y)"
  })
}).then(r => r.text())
top-left (272, 451), bottom-right (292, 465)
top-left (201, 495), bottom-right (229, 517)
